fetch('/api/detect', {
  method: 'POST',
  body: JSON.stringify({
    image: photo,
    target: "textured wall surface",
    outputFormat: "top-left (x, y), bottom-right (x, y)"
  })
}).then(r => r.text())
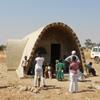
top-left (6, 39), bottom-right (27, 70)
top-left (6, 22), bottom-right (85, 78)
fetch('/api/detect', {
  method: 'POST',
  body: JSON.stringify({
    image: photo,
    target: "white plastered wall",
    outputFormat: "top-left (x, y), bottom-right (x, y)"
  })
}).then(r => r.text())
top-left (16, 27), bottom-right (45, 78)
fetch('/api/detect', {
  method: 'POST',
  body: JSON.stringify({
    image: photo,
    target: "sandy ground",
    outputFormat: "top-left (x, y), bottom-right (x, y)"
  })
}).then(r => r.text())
top-left (0, 50), bottom-right (100, 100)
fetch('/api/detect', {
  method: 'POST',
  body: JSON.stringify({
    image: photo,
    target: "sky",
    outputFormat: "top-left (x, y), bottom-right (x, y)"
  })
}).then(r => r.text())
top-left (0, 0), bottom-right (100, 46)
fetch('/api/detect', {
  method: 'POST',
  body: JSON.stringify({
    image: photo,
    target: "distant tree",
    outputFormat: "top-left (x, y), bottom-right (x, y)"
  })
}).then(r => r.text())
top-left (97, 42), bottom-right (100, 46)
top-left (84, 39), bottom-right (93, 49)
top-left (0, 45), bottom-right (6, 51)
top-left (92, 42), bottom-right (97, 47)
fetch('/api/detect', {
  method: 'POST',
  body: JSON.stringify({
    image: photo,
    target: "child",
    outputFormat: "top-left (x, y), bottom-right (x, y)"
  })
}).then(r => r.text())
top-left (48, 64), bottom-right (52, 79)
top-left (44, 64), bottom-right (49, 78)
top-left (21, 56), bottom-right (28, 75)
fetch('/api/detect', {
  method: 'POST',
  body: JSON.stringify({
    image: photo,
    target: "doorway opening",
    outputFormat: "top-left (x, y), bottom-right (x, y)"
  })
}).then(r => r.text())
top-left (51, 44), bottom-right (61, 73)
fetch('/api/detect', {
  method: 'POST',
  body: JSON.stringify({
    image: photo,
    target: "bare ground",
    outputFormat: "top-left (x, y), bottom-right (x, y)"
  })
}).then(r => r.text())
top-left (0, 50), bottom-right (100, 100)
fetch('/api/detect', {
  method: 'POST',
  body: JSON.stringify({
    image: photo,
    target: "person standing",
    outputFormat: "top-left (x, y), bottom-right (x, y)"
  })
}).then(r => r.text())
top-left (65, 50), bottom-right (84, 81)
top-left (56, 59), bottom-right (64, 81)
top-left (44, 64), bottom-right (49, 78)
top-left (65, 50), bottom-right (80, 63)
top-left (21, 56), bottom-right (28, 75)
top-left (55, 60), bottom-right (59, 79)
top-left (68, 56), bottom-right (79, 93)
top-left (65, 50), bottom-right (80, 93)
top-left (47, 64), bottom-right (52, 79)
top-left (34, 53), bottom-right (46, 88)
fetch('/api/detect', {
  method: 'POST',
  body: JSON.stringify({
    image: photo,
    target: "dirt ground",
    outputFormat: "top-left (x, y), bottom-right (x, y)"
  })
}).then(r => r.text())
top-left (0, 50), bottom-right (100, 100)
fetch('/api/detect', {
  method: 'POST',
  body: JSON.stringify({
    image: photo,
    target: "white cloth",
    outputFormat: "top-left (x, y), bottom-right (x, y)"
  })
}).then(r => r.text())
top-left (67, 54), bottom-right (79, 92)
top-left (34, 57), bottom-right (45, 87)
top-left (65, 55), bottom-right (80, 63)
top-left (48, 66), bottom-right (51, 71)
top-left (47, 65), bottom-right (51, 78)
top-left (71, 50), bottom-right (76, 55)
top-left (69, 71), bottom-right (78, 93)
top-left (77, 70), bottom-right (84, 81)
top-left (65, 54), bottom-right (83, 80)
top-left (21, 59), bottom-right (28, 67)
top-left (35, 57), bottom-right (44, 68)
top-left (16, 59), bottom-right (27, 78)
top-left (34, 68), bottom-right (45, 87)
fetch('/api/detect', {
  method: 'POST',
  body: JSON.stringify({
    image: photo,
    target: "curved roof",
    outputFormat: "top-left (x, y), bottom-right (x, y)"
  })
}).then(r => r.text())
top-left (21, 22), bottom-right (81, 60)
top-left (24, 26), bottom-right (45, 40)
top-left (16, 22), bottom-right (85, 78)
top-left (22, 26), bottom-right (45, 58)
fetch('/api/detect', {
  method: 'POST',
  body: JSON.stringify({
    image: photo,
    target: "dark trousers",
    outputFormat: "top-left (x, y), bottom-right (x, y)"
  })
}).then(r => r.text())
top-left (89, 68), bottom-right (96, 76)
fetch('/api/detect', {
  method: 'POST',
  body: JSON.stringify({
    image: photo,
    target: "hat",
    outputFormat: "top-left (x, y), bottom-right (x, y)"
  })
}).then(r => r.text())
top-left (71, 50), bottom-right (76, 55)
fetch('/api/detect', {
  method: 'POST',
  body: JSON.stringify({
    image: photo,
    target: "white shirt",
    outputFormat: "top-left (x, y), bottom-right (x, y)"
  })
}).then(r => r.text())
top-left (21, 59), bottom-right (28, 67)
top-left (65, 54), bottom-right (80, 63)
top-left (35, 57), bottom-right (44, 69)
top-left (48, 66), bottom-right (51, 71)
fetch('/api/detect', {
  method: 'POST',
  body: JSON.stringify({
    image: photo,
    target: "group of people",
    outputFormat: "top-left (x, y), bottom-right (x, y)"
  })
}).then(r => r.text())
top-left (21, 50), bottom-right (97, 94)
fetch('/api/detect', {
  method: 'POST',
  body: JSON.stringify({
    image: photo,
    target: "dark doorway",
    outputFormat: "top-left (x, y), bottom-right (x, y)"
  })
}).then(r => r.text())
top-left (51, 44), bottom-right (61, 73)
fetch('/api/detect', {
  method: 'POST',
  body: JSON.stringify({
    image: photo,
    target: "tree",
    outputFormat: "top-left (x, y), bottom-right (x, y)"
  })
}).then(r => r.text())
top-left (84, 39), bottom-right (93, 49)
top-left (92, 42), bottom-right (97, 47)
top-left (97, 42), bottom-right (100, 46)
top-left (0, 45), bottom-right (6, 51)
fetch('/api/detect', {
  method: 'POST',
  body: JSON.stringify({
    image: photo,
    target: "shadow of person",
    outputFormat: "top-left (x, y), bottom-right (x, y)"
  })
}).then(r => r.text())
top-left (78, 79), bottom-right (91, 82)
top-left (44, 85), bottom-right (61, 90)
top-left (78, 89), bottom-right (95, 93)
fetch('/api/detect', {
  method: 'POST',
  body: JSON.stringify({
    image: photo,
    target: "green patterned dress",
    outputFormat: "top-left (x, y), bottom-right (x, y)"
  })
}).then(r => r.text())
top-left (56, 62), bottom-right (64, 80)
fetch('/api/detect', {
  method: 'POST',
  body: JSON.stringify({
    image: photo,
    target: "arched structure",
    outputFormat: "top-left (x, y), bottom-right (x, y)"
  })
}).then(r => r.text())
top-left (6, 22), bottom-right (85, 78)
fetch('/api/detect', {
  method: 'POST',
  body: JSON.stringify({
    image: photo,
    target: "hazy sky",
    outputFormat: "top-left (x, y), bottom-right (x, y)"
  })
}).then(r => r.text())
top-left (0, 0), bottom-right (100, 45)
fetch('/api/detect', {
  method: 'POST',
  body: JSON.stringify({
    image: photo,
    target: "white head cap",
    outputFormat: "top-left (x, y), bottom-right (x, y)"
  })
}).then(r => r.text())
top-left (71, 50), bottom-right (76, 55)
